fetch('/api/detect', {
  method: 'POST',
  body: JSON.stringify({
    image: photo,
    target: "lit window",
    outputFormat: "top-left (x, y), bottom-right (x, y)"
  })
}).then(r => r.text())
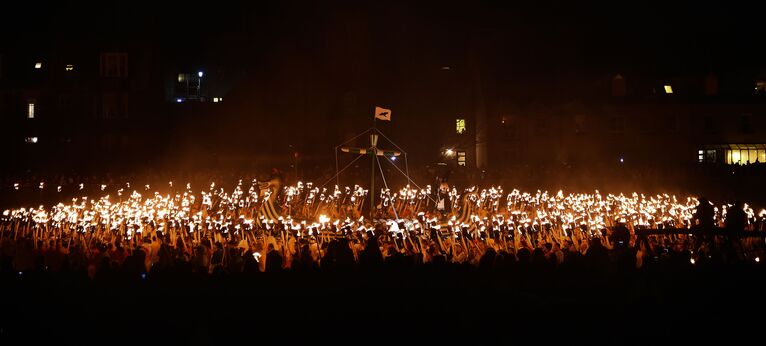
top-left (457, 151), bottom-right (466, 166)
top-left (663, 85), bottom-right (673, 94)
top-left (25, 137), bottom-right (38, 143)
top-left (65, 64), bottom-right (73, 71)
top-left (456, 119), bottom-right (466, 134)
top-left (732, 150), bottom-right (741, 164)
top-left (27, 103), bottom-right (35, 119)
top-left (178, 73), bottom-right (185, 82)
top-left (34, 62), bottom-right (42, 69)
top-left (726, 149), bottom-right (764, 164)
top-left (698, 150), bottom-right (704, 163)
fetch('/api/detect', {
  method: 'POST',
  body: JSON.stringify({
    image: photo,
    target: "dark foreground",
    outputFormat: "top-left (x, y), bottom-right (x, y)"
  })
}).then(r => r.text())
top-left (1, 264), bottom-right (764, 345)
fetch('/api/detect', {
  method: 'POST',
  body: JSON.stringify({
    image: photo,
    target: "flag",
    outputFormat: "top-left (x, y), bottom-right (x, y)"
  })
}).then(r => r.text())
top-left (374, 106), bottom-right (391, 121)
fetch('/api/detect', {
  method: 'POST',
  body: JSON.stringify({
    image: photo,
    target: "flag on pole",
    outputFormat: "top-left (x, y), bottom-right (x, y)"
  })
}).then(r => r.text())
top-left (374, 106), bottom-right (391, 121)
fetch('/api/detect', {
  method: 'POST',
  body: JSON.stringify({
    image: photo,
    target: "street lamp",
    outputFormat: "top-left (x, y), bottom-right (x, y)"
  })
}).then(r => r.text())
top-left (197, 71), bottom-right (203, 99)
top-left (444, 149), bottom-right (455, 157)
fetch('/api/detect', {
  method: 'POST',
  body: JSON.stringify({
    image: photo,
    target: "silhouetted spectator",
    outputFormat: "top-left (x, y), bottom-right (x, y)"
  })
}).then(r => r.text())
top-left (692, 197), bottom-right (715, 231)
top-left (265, 244), bottom-right (283, 273)
top-left (725, 201), bottom-right (748, 232)
top-left (359, 236), bottom-right (383, 269)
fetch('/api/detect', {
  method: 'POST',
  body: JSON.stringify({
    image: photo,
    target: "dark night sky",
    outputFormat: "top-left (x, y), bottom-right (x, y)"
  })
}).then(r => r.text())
top-left (3, 1), bottom-right (763, 71)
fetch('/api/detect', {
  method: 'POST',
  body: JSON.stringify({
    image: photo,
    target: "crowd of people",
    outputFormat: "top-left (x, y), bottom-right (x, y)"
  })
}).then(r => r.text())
top-left (2, 171), bottom-right (766, 343)
top-left (2, 172), bottom-right (764, 279)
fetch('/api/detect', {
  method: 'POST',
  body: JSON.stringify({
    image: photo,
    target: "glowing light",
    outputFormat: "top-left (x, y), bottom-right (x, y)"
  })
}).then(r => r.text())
top-left (65, 64), bottom-right (73, 71)
top-left (732, 150), bottom-right (741, 164)
top-left (27, 103), bottom-right (35, 118)
top-left (176, 98), bottom-right (183, 103)
top-left (445, 149), bottom-right (455, 157)
top-left (456, 151), bottom-right (466, 166)
top-left (213, 97), bottom-right (219, 102)
top-left (34, 62), bottom-right (42, 69)
top-left (664, 85), bottom-right (673, 94)
top-left (456, 119), bottom-right (466, 134)
top-left (756, 257), bottom-right (760, 263)
top-left (390, 156), bottom-right (396, 161)
top-left (2, 180), bottom-right (760, 258)
top-left (198, 71), bottom-right (203, 78)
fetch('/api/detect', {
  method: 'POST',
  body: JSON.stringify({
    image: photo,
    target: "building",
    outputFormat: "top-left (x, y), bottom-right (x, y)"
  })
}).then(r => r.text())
top-left (0, 37), bottom-right (166, 169)
top-left (432, 68), bottom-right (766, 170)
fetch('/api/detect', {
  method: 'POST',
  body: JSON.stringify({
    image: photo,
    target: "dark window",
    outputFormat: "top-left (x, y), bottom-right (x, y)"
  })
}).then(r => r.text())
top-left (741, 114), bottom-right (752, 134)
top-left (574, 114), bottom-right (586, 133)
top-left (705, 150), bottom-right (717, 163)
top-left (100, 53), bottom-right (128, 78)
top-left (702, 116), bottom-right (715, 134)
top-left (608, 115), bottom-right (625, 133)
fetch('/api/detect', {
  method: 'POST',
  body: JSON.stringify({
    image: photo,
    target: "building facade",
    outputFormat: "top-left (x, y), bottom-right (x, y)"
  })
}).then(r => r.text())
top-left (435, 70), bottom-right (766, 170)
